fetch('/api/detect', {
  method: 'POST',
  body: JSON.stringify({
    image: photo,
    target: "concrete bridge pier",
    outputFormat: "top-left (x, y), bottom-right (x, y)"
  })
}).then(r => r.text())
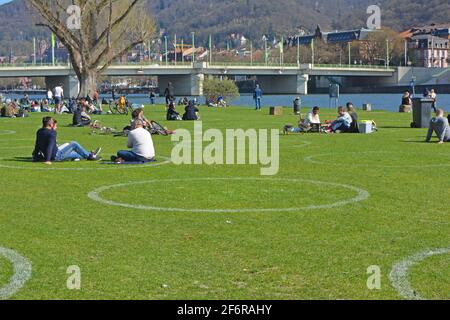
top-left (45, 74), bottom-right (80, 98)
top-left (255, 74), bottom-right (309, 95)
top-left (158, 73), bottom-right (205, 97)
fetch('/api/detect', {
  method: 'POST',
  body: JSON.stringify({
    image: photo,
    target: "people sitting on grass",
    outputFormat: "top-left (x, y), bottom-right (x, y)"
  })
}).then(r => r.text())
top-left (399, 91), bottom-right (413, 113)
top-left (41, 99), bottom-right (52, 112)
top-left (72, 105), bottom-right (92, 127)
top-left (183, 100), bottom-right (200, 121)
top-left (346, 102), bottom-right (360, 133)
top-left (33, 117), bottom-right (101, 165)
top-left (284, 106), bottom-right (321, 134)
top-left (326, 106), bottom-right (353, 133)
top-left (167, 102), bottom-right (182, 121)
top-left (426, 108), bottom-right (450, 144)
top-left (112, 119), bottom-right (156, 164)
top-left (0, 100), bottom-right (18, 118)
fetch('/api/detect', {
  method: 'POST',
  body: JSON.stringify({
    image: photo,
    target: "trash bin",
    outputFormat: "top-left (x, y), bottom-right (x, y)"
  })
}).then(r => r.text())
top-left (411, 98), bottom-right (433, 128)
top-left (293, 97), bottom-right (301, 115)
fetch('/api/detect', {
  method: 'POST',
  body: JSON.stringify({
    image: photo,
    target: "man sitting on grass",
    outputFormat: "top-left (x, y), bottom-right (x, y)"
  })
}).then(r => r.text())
top-left (112, 119), bottom-right (156, 163)
top-left (326, 106), bottom-right (353, 133)
top-left (33, 117), bottom-right (102, 165)
top-left (426, 109), bottom-right (450, 144)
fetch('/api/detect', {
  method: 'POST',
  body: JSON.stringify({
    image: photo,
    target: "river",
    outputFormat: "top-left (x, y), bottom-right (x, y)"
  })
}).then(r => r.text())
top-left (4, 93), bottom-right (450, 112)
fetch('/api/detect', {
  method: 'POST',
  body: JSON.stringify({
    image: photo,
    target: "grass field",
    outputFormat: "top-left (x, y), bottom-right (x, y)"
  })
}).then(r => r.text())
top-left (0, 105), bottom-right (449, 300)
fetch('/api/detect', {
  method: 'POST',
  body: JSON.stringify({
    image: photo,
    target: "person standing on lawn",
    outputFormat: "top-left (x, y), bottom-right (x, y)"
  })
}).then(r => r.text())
top-left (254, 84), bottom-right (263, 110)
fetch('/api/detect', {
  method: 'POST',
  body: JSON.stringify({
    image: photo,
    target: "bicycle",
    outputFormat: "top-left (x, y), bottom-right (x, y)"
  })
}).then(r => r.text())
top-left (109, 96), bottom-right (132, 115)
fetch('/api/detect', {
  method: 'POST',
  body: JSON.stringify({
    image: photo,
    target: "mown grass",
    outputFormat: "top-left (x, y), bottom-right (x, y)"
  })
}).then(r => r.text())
top-left (0, 104), bottom-right (449, 300)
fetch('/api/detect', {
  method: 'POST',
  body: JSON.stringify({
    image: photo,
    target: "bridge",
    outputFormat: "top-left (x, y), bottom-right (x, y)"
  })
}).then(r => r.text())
top-left (0, 62), bottom-right (396, 97)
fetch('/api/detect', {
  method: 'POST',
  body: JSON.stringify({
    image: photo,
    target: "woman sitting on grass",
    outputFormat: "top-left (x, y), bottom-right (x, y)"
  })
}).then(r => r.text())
top-left (167, 102), bottom-right (182, 121)
top-left (284, 106), bottom-right (321, 134)
top-left (183, 100), bottom-right (200, 121)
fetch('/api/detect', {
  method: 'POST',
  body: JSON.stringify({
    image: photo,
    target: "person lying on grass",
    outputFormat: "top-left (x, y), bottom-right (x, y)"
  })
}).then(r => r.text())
top-left (124, 108), bottom-right (175, 136)
top-left (33, 117), bottom-right (102, 165)
top-left (284, 106), bottom-right (321, 134)
top-left (426, 108), bottom-right (450, 144)
top-left (112, 119), bottom-right (156, 164)
top-left (325, 106), bottom-right (353, 133)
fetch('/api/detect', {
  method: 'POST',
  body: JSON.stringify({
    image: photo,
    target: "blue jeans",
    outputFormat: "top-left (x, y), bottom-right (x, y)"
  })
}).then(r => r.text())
top-left (56, 142), bottom-right (91, 161)
top-left (117, 151), bottom-right (154, 163)
top-left (255, 98), bottom-right (262, 110)
top-left (332, 121), bottom-right (350, 132)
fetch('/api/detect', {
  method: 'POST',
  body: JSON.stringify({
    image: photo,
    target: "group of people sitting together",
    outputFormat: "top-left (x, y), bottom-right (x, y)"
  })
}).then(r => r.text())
top-left (283, 103), bottom-right (360, 135)
top-left (399, 88), bottom-right (438, 113)
top-left (166, 99), bottom-right (200, 121)
top-left (33, 115), bottom-right (157, 165)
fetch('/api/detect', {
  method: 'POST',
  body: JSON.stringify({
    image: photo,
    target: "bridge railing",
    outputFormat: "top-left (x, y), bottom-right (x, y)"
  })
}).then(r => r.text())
top-left (0, 61), bottom-right (395, 70)
top-left (312, 64), bottom-right (392, 69)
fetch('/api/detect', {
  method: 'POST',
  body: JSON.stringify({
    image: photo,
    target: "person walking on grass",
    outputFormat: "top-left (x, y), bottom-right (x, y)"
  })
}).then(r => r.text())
top-left (112, 119), bottom-right (156, 163)
top-left (33, 117), bottom-right (101, 165)
top-left (426, 108), bottom-right (450, 144)
top-left (53, 84), bottom-right (64, 114)
top-left (164, 82), bottom-right (175, 106)
top-left (254, 84), bottom-right (262, 110)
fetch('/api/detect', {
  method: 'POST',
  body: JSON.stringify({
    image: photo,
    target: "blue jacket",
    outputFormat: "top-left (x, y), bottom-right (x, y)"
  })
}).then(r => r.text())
top-left (254, 88), bottom-right (262, 99)
top-left (33, 128), bottom-right (57, 162)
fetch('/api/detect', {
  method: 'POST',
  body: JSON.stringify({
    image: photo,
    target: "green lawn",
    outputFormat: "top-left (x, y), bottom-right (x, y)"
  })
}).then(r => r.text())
top-left (0, 105), bottom-right (449, 300)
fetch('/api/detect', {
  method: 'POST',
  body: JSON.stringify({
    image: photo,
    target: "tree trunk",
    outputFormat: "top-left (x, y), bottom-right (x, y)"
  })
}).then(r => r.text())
top-left (78, 70), bottom-right (98, 97)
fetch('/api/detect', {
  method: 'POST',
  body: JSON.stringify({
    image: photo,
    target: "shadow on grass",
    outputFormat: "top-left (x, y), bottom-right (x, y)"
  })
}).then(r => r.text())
top-left (379, 126), bottom-right (412, 129)
top-left (5, 157), bottom-right (34, 163)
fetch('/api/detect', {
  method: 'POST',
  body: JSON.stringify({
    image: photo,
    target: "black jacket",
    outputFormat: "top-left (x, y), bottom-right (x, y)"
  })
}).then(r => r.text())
top-left (183, 104), bottom-right (199, 121)
top-left (33, 128), bottom-right (57, 162)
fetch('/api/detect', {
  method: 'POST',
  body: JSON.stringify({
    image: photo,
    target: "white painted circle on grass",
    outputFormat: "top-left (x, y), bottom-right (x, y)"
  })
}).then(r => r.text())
top-left (292, 141), bottom-right (312, 148)
top-left (0, 247), bottom-right (32, 300)
top-left (0, 156), bottom-right (172, 171)
top-left (304, 151), bottom-right (450, 168)
top-left (390, 248), bottom-right (450, 300)
top-left (88, 177), bottom-right (369, 213)
top-left (0, 130), bottom-right (16, 136)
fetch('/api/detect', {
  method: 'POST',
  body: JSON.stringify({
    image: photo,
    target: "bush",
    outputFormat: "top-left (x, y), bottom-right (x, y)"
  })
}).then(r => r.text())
top-left (203, 77), bottom-right (240, 103)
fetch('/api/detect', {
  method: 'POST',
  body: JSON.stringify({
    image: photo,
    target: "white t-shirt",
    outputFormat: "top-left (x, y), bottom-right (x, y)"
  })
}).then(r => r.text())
top-left (127, 127), bottom-right (155, 159)
top-left (47, 90), bottom-right (53, 99)
top-left (54, 86), bottom-right (64, 98)
top-left (304, 112), bottom-right (321, 126)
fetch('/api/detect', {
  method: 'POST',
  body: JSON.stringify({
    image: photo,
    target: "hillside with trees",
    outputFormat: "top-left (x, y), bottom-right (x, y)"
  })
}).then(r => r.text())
top-left (0, 0), bottom-right (448, 56)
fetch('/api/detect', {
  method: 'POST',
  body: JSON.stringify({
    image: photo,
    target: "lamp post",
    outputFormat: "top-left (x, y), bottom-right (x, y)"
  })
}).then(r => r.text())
top-left (174, 34), bottom-right (177, 65)
top-left (164, 36), bottom-right (168, 66)
top-left (191, 32), bottom-right (195, 64)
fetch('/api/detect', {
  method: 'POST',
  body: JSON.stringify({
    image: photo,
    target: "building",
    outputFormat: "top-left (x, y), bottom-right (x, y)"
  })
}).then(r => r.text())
top-left (287, 25), bottom-right (376, 46)
top-left (402, 24), bottom-right (450, 68)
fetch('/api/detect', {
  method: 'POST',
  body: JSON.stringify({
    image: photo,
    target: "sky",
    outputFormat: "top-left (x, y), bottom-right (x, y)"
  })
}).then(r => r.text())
top-left (0, 0), bottom-right (12, 4)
